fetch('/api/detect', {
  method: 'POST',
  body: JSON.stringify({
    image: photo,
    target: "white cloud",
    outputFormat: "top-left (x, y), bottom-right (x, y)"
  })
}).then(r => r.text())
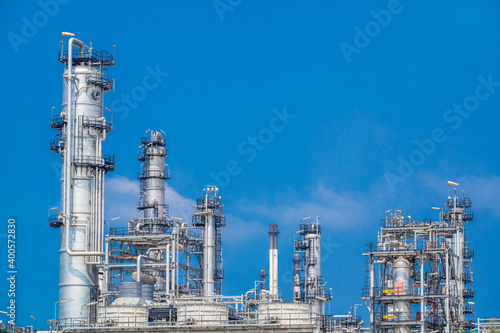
top-left (223, 214), bottom-right (268, 245)
top-left (235, 183), bottom-right (376, 232)
top-left (105, 175), bottom-right (195, 226)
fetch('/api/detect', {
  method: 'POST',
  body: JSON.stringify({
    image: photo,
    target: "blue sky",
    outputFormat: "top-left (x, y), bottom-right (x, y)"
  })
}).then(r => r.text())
top-left (2, 0), bottom-right (500, 327)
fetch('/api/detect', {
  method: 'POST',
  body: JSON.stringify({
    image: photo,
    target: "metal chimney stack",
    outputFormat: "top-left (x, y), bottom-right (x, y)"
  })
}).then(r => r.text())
top-left (268, 224), bottom-right (279, 298)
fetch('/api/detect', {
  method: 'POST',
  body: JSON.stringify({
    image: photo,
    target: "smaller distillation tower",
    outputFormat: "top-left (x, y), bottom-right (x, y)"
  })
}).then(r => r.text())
top-left (192, 186), bottom-right (226, 297)
top-left (293, 217), bottom-right (331, 315)
top-left (137, 130), bottom-right (171, 232)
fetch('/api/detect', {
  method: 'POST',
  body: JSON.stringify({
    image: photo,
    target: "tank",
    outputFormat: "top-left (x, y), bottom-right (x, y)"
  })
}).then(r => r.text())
top-left (142, 284), bottom-right (154, 302)
top-left (258, 302), bottom-right (312, 325)
top-left (176, 303), bottom-right (229, 325)
top-left (98, 305), bottom-right (148, 327)
top-left (118, 281), bottom-right (143, 298)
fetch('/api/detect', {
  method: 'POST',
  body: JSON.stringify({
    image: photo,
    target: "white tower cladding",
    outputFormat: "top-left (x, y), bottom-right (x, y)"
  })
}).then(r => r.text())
top-left (192, 186), bottom-right (225, 297)
top-left (268, 224), bottom-right (279, 298)
top-left (50, 36), bottom-right (114, 321)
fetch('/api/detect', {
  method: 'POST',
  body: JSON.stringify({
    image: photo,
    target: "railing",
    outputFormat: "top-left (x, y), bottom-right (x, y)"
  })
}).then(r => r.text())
top-left (477, 317), bottom-right (500, 333)
top-left (365, 238), bottom-right (449, 253)
top-left (50, 115), bottom-right (66, 129)
top-left (82, 116), bottom-right (112, 132)
top-left (463, 289), bottom-right (474, 298)
top-left (300, 223), bottom-right (321, 234)
top-left (85, 72), bottom-right (113, 91)
top-left (50, 136), bottom-right (65, 153)
top-left (73, 154), bottom-right (115, 171)
top-left (374, 312), bottom-right (434, 325)
top-left (141, 135), bottom-right (166, 146)
top-left (446, 197), bottom-right (471, 209)
top-left (463, 243), bottom-right (474, 258)
top-left (48, 214), bottom-right (63, 228)
top-left (58, 49), bottom-right (114, 66)
top-left (55, 311), bottom-right (323, 329)
top-left (138, 170), bottom-right (170, 179)
top-left (463, 211), bottom-right (474, 221)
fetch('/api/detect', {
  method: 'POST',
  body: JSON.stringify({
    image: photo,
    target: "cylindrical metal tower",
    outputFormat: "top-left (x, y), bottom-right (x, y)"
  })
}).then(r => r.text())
top-left (50, 36), bottom-right (115, 322)
top-left (393, 256), bottom-right (411, 333)
top-left (305, 221), bottom-right (323, 315)
top-left (192, 186), bottom-right (225, 297)
top-left (293, 217), bottom-right (329, 315)
top-left (137, 130), bottom-right (170, 232)
top-left (268, 224), bottom-right (279, 298)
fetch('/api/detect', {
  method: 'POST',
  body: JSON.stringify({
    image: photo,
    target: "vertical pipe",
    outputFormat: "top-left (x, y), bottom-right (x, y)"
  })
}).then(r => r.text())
top-left (165, 244), bottom-right (170, 300)
top-left (203, 213), bottom-right (215, 297)
top-left (420, 254), bottom-right (424, 333)
top-left (445, 249), bottom-right (450, 333)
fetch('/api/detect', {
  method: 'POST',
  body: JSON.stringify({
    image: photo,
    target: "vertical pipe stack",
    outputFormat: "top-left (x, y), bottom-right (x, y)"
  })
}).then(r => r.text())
top-left (51, 36), bottom-right (115, 321)
top-left (268, 224), bottom-right (279, 298)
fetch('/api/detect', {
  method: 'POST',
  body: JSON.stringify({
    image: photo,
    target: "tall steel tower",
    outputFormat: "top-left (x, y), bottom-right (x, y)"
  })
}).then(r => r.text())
top-left (293, 217), bottom-right (331, 315)
top-left (50, 35), bottom-right (115, 322)
top-left (192, 186), bottom-right (226, 297)
top-left (137, 130), bottom-right (171, 232)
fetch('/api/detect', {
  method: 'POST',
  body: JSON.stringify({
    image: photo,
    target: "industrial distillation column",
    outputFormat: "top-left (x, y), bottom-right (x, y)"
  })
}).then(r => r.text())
top-left (293, 217), bottom-right (330, 315)
top-left (193, 186), bottom-right (225, 297)
top-left (137, 130), bottom-right (170, 231)
top-left (50, 35), bottom-right (115, 321)
top-left (268, 224), bottom-right (279, 298)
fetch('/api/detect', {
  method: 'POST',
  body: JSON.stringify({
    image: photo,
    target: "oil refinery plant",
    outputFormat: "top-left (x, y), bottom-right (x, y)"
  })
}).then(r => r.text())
top-left (6, 34), bottom-right (490, 333)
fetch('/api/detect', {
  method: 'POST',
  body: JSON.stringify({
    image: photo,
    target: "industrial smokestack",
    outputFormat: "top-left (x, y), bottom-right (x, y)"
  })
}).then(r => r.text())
top-left (268, 224), bottom-right (279, 298)
top-left (260, 269), bottom-right (267, 291)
